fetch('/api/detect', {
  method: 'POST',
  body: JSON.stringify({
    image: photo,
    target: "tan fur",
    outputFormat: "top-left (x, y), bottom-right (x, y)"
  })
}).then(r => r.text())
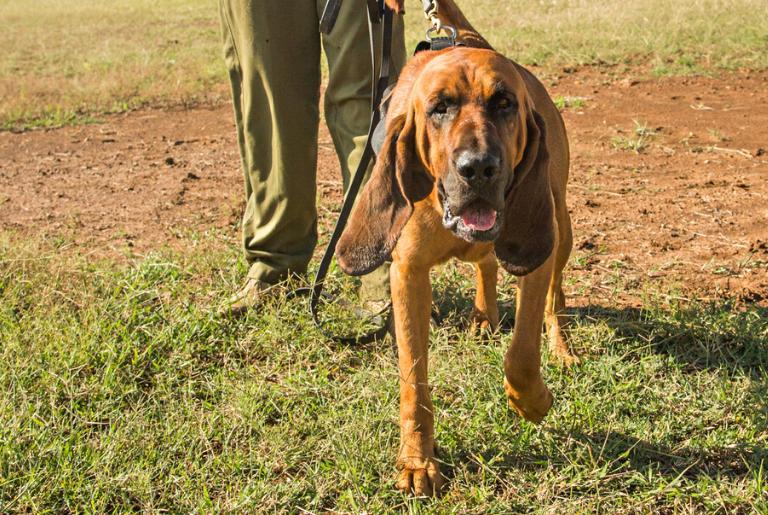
top-left (337, 0), bottom-right (578, 496)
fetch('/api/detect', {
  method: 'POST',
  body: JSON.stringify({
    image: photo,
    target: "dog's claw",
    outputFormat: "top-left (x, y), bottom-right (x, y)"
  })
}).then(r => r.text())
top-left (553, 351), bottom-right (580, 367)
top-left (547, 321), bottom-right (580, 367)
top-left (396, 458), bottom-right (445, 497)
top-left (469, 308), bottom-right (499, 336)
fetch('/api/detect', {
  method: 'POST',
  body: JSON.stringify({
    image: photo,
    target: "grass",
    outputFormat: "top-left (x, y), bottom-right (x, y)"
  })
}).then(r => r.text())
top-left (1, 0), bottom-right (767, 509)
top-left (0, 0), bottom-right (224, 131)
top-left (612, 120), bottom-right (659, 153)
top-left (553, 95), bottom-right (587, 111)
top-left (1, 234), bottom-right (766, 511)
top-left (2, 0), bottom-right (768, 130)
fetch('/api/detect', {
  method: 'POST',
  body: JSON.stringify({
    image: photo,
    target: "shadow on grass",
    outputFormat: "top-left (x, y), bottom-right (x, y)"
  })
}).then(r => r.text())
top-left (433, 283), bottom-right (767, 377)
top-left (444, 387), bottom-right (767, 491)
top-left (431, 291), bottom-right (767, 488)
top-left (453, 427), bottom-right (767, 484)
top-left (447, 384), bottom-right (767, 493)
top-left (570, 302), bottom-right (768, 377)
top-left (589, 301), bottom-right (768, 480)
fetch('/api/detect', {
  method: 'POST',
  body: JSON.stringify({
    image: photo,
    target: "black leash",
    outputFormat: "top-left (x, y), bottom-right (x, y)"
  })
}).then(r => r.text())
top-left (298, 0), bottom-right (394, 345)
top-left (307, 0), bottom-right (458, 345)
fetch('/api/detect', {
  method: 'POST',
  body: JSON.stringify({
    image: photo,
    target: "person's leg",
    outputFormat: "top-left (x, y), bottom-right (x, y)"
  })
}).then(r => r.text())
top-left (320, 0), bottom-right (406, 188)
top-left (220, 0), bottom-right (321, 288)
top-left (320, 0), bottom-right (407, 302)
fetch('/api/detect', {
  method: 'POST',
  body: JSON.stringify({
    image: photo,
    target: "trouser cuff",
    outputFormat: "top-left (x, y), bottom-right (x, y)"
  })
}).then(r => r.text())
top-left (246, 261), bottom-right (305, 285)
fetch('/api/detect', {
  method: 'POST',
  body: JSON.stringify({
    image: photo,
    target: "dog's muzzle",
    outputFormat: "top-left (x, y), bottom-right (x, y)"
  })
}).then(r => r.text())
top-left (441, 198), bottom-right (501, 242)
top-left (438, 176), bottom-right (503, 242)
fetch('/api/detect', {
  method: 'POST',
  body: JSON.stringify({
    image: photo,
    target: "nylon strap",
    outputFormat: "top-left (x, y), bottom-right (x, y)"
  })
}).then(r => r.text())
top-left (319, 0), bottom-right (343, 34)
top-left (306, 1), bottom-right (394, 345)
top-left (321, 0), bottom-right (381, 34)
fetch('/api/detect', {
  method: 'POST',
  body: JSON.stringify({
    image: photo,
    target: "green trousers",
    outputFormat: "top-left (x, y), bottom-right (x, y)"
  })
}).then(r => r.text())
top-left (219, 0), bottom-right (406, 295)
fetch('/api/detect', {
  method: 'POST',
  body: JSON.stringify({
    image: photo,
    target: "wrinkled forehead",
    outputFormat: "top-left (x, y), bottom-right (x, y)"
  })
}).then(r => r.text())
top-left (413, 48), bottom-right (525, 103)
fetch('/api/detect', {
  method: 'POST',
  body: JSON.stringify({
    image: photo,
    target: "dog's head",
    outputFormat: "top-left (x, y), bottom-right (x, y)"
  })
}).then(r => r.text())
top-left (337, 47), bottom-right (554, 276)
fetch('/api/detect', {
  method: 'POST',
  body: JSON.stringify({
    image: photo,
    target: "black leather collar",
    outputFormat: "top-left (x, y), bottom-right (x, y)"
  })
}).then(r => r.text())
top-left (414, 37), bottom-right (464, 54)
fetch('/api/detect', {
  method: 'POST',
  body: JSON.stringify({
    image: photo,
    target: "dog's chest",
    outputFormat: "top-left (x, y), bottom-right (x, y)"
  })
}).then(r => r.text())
top-left (395, 202), bottom-right (495, 267)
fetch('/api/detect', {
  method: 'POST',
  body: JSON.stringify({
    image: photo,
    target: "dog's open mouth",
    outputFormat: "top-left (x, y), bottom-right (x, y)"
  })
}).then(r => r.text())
top-left (442, 199), bottom-right (501, 242)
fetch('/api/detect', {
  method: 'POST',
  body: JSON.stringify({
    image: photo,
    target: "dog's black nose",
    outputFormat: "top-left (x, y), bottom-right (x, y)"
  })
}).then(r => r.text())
top-left (455, 151), bottom-right (501, 183)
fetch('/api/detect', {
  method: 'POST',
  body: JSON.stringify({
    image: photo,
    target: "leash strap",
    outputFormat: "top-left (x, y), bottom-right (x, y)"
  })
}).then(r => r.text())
top-left (319, 0), bottom-right (343, 34)
top-left (308, 2), bottom-right (394, 345)
top-left (321, 0), bottom-right (381, 34)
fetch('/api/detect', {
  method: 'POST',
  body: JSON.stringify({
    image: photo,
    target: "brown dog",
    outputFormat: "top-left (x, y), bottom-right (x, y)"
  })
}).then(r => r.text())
top-left (336, 0), bottom-right (577, 496)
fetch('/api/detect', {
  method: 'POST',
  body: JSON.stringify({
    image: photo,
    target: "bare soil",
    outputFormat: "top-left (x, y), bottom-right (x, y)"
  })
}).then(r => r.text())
top-left (1, 68), bottom-right (766, 306)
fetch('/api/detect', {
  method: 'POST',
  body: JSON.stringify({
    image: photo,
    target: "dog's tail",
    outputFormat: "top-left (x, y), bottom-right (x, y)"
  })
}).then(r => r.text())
top-left (429, 0), bottom-right (492, 50)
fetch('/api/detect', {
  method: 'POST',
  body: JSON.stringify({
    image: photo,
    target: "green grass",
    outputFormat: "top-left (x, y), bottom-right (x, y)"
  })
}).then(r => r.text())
top-left (553, 95), bottom-right (587, 111)
top-left (2, 0), bottom-right (768, 130)
top-left (1, 234), bottom-right (766, 511)
top-left (611, 120), bottom-right (660, 153)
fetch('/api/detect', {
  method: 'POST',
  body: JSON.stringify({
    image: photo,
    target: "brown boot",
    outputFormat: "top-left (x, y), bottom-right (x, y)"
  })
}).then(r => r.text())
top-left (220, 278), bottom-right (277, 317)
top-left (359, 263), bottom-right (391, 305)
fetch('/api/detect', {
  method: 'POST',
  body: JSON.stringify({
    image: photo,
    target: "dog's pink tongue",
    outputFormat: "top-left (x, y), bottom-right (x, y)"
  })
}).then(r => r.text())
top-left (461, 207), bottom-right (497, 231)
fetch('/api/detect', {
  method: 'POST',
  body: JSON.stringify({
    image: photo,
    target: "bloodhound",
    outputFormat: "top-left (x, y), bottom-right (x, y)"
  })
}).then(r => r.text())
top-left (337, 0), bottom-right (578, 496)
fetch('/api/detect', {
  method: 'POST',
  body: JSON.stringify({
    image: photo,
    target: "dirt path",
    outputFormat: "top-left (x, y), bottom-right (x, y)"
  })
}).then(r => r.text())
top-left (1, 69), bottom-right (766, 305)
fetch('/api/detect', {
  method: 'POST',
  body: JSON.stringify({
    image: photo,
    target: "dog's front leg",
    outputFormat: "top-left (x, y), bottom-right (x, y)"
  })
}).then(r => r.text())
top-left (390, 260), bottom-right (444, 496)
top-left (503, 252), bottom-right (555, 423)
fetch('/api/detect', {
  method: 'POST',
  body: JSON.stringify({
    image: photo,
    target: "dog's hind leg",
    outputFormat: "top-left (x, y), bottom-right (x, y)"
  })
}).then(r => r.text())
top-left (545, 206), bottom-right (579, 366)
top-left (470, 252), bottom-right (500, 332)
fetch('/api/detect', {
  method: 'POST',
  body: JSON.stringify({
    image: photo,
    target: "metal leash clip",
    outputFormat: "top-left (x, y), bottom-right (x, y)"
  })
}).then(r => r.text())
top-left (424, 0), bottom-right (456, 44)
top-left (425, 0), bottom-right (442, 32)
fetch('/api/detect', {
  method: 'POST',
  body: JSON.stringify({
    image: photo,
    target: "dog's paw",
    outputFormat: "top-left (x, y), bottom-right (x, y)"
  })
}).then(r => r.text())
top-left (469, 308), bottom-right (499, 335)
top-left (396, 457), bottom-right (445, 497)
top-left (547, 327), bottom-right (581, 367)
top-left (503, 377), bottom-right (553, 423)
top-left (552, 350), bottom-right (580, 367)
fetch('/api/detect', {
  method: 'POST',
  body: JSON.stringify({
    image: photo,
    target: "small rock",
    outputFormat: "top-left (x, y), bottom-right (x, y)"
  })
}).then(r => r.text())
top-left (620, 78), bottom-right (639, 88)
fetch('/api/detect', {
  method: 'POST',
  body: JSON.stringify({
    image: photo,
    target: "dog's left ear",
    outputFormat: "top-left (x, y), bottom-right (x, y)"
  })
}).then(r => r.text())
top-left (495, 109), bottom-right (556, 276)
top-left (337, 113), bottom-right (433, 275)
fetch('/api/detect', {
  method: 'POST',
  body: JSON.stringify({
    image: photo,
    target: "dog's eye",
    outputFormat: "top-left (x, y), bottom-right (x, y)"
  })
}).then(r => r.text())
top-left (491, 96), bottom-right (516, 113)
top-left (430, 101), bottom-right (449, 116)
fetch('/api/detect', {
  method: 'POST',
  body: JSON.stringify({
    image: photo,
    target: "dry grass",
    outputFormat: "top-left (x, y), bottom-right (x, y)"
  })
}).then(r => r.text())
top-left (470, 0), bottom-right (768, 72)
top-left (1, 0), bottom-right (767, 129)
top-left (0, 0), bottom-right (225, 129)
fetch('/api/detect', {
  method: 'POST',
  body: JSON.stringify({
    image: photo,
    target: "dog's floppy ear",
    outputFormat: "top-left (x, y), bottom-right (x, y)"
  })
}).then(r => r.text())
top-left (337, 113), bottom-right (433, 275)
top-left (495, 109), bottom-right (556, 276)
